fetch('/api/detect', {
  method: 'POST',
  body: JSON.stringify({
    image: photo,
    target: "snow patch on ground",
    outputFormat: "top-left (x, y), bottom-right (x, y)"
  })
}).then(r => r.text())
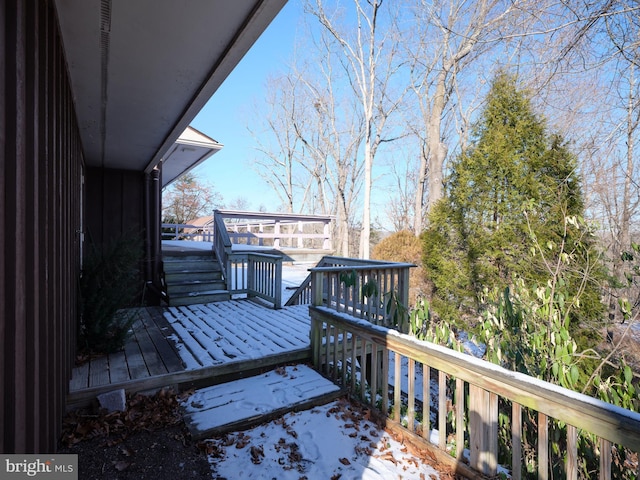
top-left (202, 399), bottom-right (442, 479)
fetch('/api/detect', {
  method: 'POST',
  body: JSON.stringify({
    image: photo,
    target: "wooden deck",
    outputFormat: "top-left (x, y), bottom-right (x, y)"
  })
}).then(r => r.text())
top-left (67, 301), bottom-right (312, 410)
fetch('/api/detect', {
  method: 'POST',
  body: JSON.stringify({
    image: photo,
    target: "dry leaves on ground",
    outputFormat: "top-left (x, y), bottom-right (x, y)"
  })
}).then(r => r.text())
top-left (60, 387), bottom-right (186, 447)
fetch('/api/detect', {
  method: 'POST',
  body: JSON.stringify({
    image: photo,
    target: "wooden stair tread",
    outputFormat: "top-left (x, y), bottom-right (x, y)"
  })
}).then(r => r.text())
top-left (182, 365), bottom-right (342, 439)
top-left (163, 250), bottom-right (228, 306)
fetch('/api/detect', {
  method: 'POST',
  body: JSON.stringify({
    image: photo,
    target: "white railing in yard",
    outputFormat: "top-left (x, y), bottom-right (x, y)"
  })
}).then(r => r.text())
top-left (162, 223), bottom-right (215, 242)
top-left (216, 209), bottom-right (332, 250)
top-left (162, 210), bottom-right (333, 250)
top-left (309, 306), bottom-right (640, 480)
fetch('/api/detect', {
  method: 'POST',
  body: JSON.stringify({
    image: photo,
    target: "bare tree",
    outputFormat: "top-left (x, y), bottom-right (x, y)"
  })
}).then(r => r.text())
top-left (251, 42), bottom-right (366, 255)
top-left (291, 65), bottom-right (366, 255)
top-left (162, 173), bottom-right (223, 224)
top-left (307, 0), bottom-right (405, 258)
top-left (250, 73), bottom-right (307, 214)
top-left (406, 0), bottom-right (532, 233)
top-left (384, 153), bottom-right (418, 232)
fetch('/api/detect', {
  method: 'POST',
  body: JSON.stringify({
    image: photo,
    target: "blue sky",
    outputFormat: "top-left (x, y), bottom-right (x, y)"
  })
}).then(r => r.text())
top-left (189, 2), bottom-right (303, 211)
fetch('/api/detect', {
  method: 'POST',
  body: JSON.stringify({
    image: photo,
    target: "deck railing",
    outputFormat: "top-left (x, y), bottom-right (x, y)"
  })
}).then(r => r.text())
top-left (227, 252), bottom-right (283, 309)
top-left (309, 306), bottom-right (640, 479)
top-left (162, 223), bottom-right (214, 242)
top-left (287, 256), bottom-right (413, 329)
top-left (213, 211), bottom-right (283, 308)
top-left (217, 210), bottom-right (333, 250)
top-left (163, 210), bottom-right (333, 250)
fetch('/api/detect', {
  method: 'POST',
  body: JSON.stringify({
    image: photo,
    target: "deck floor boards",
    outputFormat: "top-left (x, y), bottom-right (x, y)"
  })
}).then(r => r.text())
top-left (107, 350), bottom-right (130, 384)
top-left (89, 355), bottom-right (110, 388)
top-left (67, 302), bottom-right (312, 409)
top-left (138, 308), bottom-right (184, 373)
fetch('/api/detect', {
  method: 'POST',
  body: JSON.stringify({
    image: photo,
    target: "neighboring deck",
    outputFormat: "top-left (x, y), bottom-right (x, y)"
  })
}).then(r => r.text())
top-left (67, 301), bottom-right (312, 410)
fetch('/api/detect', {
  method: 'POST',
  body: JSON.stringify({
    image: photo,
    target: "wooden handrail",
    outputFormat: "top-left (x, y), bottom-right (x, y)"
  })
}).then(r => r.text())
top-left (285, 257), bottom-right (414, 317)
top-left (312, 262), bottom-right (413, 329)
top-left (309, 306), bottom-right (640, 478)
top-left (212, 211), bottom-right (233, 281)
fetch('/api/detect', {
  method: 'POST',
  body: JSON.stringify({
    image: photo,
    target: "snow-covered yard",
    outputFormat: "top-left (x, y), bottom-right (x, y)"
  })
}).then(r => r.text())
top-left (200, 398), bottom-right (443, 479)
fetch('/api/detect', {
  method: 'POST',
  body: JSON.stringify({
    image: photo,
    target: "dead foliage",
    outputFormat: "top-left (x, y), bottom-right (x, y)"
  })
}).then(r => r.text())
top-left (60, 388), bottom-right (186, 448)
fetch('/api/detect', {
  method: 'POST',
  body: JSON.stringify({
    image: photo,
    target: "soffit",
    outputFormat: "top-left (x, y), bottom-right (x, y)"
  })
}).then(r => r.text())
top-left (54, 0), bottom-right (285, 173)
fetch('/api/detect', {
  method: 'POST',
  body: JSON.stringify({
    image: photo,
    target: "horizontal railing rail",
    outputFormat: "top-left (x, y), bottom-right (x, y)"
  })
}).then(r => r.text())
top-left (309, 306), bottom-right (640, 479)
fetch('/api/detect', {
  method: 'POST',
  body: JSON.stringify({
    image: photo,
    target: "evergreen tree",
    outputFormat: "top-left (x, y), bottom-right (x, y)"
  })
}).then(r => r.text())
top-left (422, 72), bottom-right (604, 324)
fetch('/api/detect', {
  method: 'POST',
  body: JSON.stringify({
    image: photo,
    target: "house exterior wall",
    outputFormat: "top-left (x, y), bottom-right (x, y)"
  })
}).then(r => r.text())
top-left (84, 167), bottom-right (151, 303)
top-left (85, 167), bottom-right (145, 248)
top-left (1, 0), bottom-right (83, 453)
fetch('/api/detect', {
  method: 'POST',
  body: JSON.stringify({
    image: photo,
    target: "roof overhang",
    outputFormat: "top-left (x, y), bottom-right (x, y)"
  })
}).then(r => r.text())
top-left (161, 127), bottom-right (223, 187)
top-left (54, 0), bottom-right (286, 176)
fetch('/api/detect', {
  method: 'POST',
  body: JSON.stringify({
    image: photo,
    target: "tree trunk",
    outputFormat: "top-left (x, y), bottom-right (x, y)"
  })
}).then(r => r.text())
top-left (413, 143), bottom-right (428, 234)
top-left (426, 70), bottom-right (449, 216)
top-left (360, 138), bottom-right (373, 259)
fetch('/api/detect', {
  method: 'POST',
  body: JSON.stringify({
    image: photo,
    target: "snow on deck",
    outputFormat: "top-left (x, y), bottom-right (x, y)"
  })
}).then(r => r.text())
top-left (182, 365), bottom-right (342, 439)
top-left (164, 301), bottom-right (311, 370)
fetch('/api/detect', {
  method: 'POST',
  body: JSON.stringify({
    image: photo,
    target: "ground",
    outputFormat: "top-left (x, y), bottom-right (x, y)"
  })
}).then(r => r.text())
top-left (59, 389), bottom-right (211, 479)
top-left (59, 389), bottom-right (461, 480)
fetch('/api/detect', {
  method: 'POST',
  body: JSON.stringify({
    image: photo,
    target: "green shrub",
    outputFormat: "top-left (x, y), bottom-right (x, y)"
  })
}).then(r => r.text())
top-left (78, 231), bottom-right (143, 354)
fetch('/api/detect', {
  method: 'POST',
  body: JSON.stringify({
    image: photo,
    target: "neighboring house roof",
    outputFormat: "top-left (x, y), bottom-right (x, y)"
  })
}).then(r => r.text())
top-left (162, 127), bottom-right (223, 187)
top-left (183, 216), bottom-right (214, 232)
top-left (54, 0), bottom-right (286, 176)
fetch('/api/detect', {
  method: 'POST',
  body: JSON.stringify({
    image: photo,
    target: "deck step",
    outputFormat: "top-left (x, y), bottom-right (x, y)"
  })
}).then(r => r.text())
top-left (182, 364), bottom-right (342, 440)
top-left (169, 290), bottom-right (231, 306)
top-left (163, 249), bottom-right (229, 306)
top-left (164, 259), bottom-right (220, 273)
top-left (165, 271), bottom-right (222, 284)
top-left (167, 280), bottom-right (227, 295)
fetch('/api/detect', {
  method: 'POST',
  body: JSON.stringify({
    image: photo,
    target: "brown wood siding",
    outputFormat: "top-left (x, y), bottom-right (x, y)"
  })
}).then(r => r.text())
top-left (1, 0), bottom-right (83, 453)
top-left (84, 167), bottom-right (147, 304)
top-left (85, 167), bottom-right (145, 252)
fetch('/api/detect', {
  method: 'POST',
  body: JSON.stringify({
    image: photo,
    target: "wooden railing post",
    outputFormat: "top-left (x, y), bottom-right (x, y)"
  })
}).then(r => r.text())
top-left (469, 384), bottom-right (498, 476)
top-left (297, 221), bottom-right (304, 248)
top-left (538, 412), bottom-right (549, 480)
top-left (311, 271), bottom-right (324, 306)
top-left (274, 256), bottom-right (282, 309)
top-left (274, 220), bottom-right (281, 249)
top-left (512, 402), bottom-right (522, 480)
top-left (323, 221), bottom-right (331, 250)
